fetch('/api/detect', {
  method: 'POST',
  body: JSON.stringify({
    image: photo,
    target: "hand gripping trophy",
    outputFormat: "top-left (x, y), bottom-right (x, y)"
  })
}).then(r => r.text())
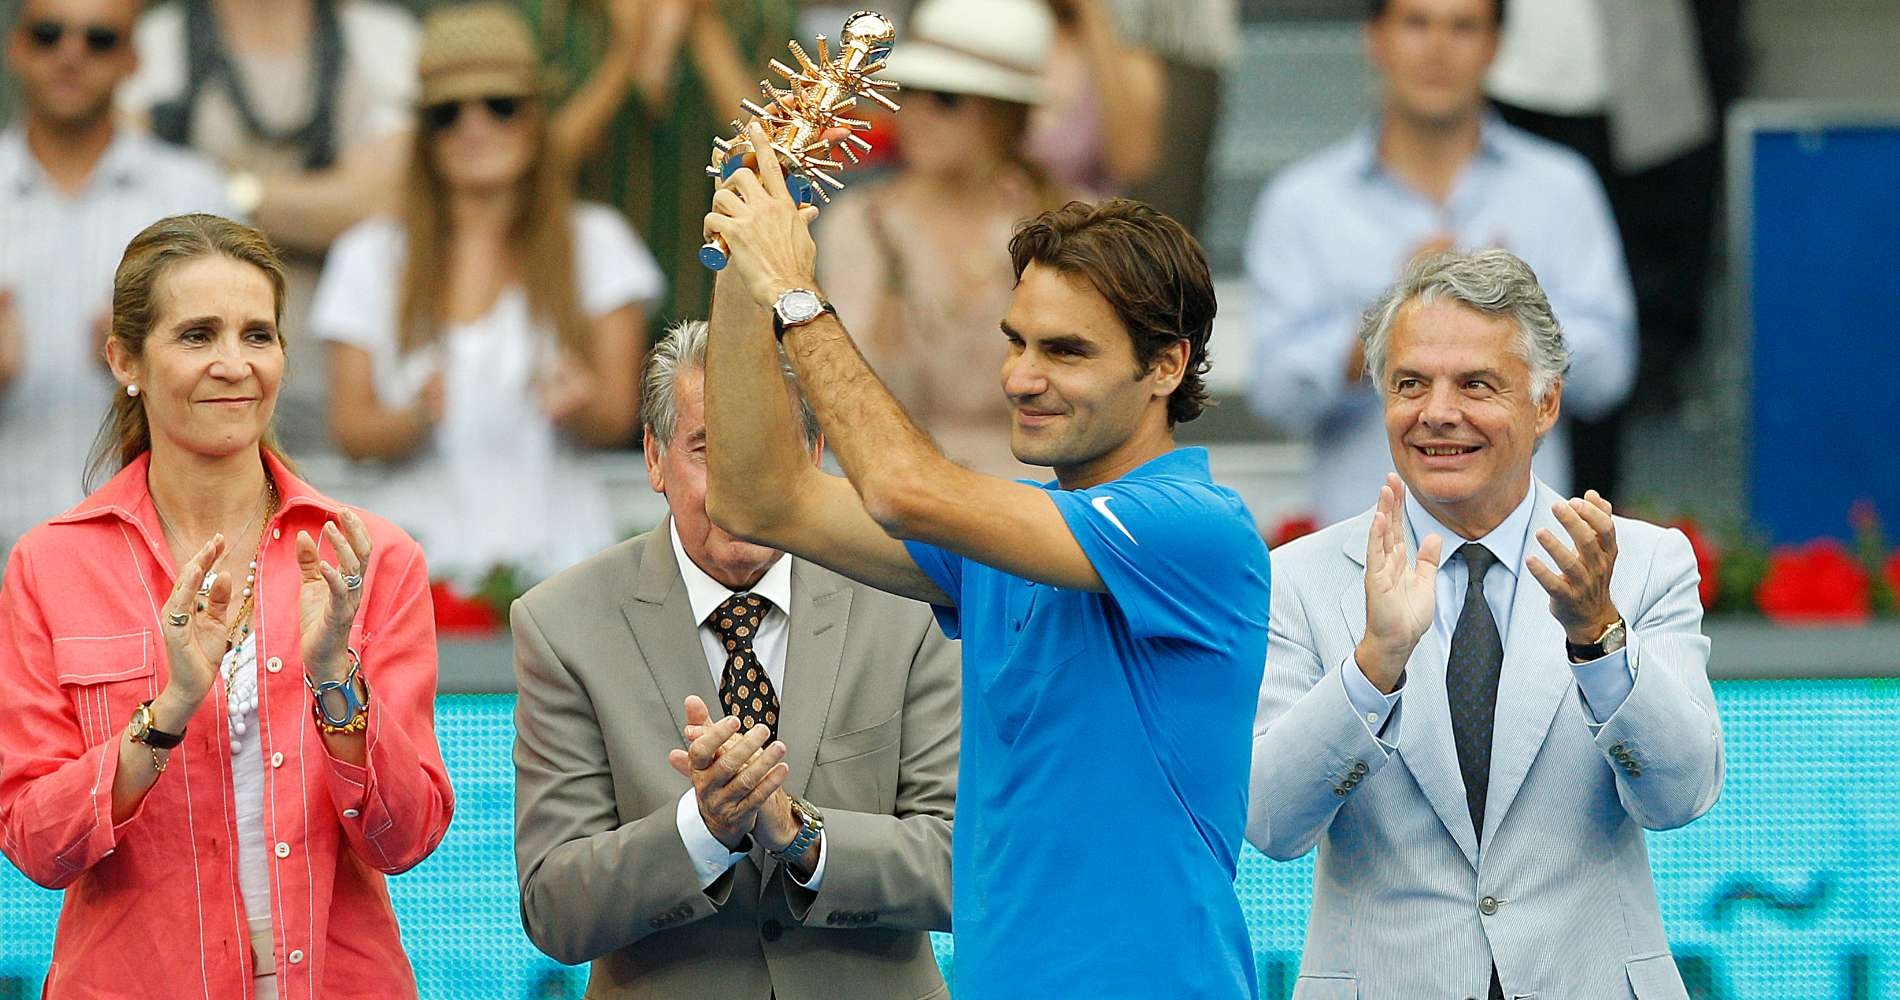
top-left (698, 10), bottom-right (900, 270)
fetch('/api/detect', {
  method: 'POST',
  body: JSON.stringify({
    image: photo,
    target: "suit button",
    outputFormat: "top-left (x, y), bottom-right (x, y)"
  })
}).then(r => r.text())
top-left (1332, 786), bottom-right (1346, 796)
top-left (648, 916), bottom-right (666, 930)
top-left (274, 842), bottom-right (291, 859)
top-left (761, 919), bottom-right (784, 942)
top-left (1351, 761), bottom-right (1368, 776)
top-left (1479, 896), bottom-right (1499, 916)
top-left (266, 656), bottom-right (282, 674)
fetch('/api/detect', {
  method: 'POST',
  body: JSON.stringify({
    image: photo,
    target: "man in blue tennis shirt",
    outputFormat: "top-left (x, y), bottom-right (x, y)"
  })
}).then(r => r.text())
top-left (698, 123), bottom-right (1269, 998)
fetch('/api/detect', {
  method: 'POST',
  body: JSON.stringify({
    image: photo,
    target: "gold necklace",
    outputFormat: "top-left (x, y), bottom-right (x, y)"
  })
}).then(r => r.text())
top-left (154, 475), bottom-right (277, 653)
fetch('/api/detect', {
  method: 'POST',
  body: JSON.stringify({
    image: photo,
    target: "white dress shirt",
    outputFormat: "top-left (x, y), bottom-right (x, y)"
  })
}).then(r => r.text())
top-left (667, 523), bottom-right (826, 891)
top-left (0, 127), bottom-right (229, 554)
top-left (1341, 485), bottom-right (1636, 742)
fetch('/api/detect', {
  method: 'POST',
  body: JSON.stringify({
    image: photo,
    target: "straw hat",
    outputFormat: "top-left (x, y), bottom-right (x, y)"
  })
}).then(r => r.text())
top-left (883, 0), bottom-right (1053, 106)
top-left (416, 2), bottom-right (542, 107)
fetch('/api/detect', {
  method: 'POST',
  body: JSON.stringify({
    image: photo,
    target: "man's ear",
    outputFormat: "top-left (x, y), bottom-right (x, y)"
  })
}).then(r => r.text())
top-left (644, 426), bottom-right (666, 495)
top-left (1535, 380), bottom-right (1563, 439)
top-left (1147, 338), bottom-right (1190, 399)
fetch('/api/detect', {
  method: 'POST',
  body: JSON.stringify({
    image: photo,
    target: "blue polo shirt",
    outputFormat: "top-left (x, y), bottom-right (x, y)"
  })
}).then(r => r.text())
top-left (904, 447), bottom-right (1270, 998)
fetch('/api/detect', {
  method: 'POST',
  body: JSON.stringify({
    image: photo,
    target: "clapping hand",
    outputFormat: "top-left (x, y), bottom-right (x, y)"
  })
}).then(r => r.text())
top-left (157, 535), bottom-right (235, 710)
top-left (1526, 491), bottom-right (1621, 644)
top-left (297, 510), bottom-right (373, 684)
top-left (1356, 474), bottom-right (1443, 693)
top-left (668, 695), bottom-right (789, 850)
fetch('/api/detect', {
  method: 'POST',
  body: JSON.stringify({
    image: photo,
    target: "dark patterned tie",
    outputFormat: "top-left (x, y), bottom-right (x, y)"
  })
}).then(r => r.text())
top-left (708, 592), bottom-right (780, 734)
top-left (1446, 543), bottom-right (1504, 847)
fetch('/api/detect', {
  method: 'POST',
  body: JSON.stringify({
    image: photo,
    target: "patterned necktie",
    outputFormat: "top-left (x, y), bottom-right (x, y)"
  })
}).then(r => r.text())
top-left (1446, 542), bottom-right (1504, 847)
top-left (708, 592), bottom-right (780, 734)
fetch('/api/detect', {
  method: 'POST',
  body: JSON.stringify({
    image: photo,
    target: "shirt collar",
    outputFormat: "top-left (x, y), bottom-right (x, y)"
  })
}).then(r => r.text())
top-left (1043, 446), bottom-right (1212, 492)
top-left (1353, 112), bottom-right (1514, 182)
top-left (1403, 480), bottom-right (1538, 580)
top-left (52, 448), bottom-right (341, 530)
top-left (1, 125), bottom-right (146, 197)
top-left (669, 519), bottom-right (793, 625)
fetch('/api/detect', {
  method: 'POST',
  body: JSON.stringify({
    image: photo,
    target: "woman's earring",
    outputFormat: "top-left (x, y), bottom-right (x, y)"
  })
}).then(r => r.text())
top-left (125, 384), bottom-right (139, 397)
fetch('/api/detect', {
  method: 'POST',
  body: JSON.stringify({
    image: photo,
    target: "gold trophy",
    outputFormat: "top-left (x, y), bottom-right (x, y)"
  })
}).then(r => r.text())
top-left (699, 10), bottom-right (901, 270)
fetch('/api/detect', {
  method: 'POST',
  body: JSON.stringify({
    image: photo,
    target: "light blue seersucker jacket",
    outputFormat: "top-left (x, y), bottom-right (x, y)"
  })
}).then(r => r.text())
top-left (1250, 480), bottom-right (1723, 1000)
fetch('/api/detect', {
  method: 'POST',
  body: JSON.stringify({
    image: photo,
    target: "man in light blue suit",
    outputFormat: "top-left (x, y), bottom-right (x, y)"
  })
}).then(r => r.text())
top-left (1250, 249), bottom-right (1723, 1000)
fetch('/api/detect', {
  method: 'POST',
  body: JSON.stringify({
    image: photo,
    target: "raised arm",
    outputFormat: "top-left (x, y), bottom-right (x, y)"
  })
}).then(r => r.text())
top-left (702, 125), bottom-right (1107, 593)
top-left (701, 257), bottom-right (948, 604)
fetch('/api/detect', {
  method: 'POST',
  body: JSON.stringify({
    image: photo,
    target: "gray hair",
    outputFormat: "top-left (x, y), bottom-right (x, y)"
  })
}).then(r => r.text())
top-left (1358, 248), bottom-right (1571, 403)
top-left (641, 319), bottom-right (820, 452)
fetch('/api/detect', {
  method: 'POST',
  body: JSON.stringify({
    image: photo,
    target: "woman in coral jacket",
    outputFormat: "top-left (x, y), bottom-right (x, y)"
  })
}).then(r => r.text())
top-left (0, 213), bottom-right (453, 999)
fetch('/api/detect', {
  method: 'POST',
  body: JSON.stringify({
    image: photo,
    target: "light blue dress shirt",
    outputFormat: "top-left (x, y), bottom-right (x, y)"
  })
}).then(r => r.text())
top-left (1341, 485), bottom-right (1635, 740)
top-left (1243, 117), bottom-right (1636, 524)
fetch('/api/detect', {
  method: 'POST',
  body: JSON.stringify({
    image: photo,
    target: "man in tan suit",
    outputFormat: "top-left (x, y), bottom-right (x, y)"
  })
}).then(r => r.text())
top-left (511, 319), bottom-right (958, 999)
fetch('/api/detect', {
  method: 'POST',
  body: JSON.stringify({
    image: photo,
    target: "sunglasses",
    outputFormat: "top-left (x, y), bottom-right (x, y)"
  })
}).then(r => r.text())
top-left (25, 20), bottom-right (122, 54)
top-left (422, 95), bottom-right (524, 133)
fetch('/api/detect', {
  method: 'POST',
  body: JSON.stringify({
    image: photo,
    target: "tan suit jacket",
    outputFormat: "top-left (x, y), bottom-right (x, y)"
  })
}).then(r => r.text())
top-left (512, 522), bottom-right (958, 999)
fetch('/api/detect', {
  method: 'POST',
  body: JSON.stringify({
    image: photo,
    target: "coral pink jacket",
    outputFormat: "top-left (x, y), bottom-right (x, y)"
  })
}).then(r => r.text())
top-left (0, 450), bottom-right (453, 998)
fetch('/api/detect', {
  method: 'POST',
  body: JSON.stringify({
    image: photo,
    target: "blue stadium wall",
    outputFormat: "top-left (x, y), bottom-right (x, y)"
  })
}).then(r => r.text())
top-left (3, 681), bottom-right (1895, 998)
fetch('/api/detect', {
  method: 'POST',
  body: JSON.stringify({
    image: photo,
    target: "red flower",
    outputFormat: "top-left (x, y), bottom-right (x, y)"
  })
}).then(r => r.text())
top-left (1670, 519), bottom-right (1721, 609)
top-left (430, 580), bottom-right (502, 635)
top-left (1269, 514), bottom-right (1320, 549)
top-left (1755, 539), bottom-right (1871, 624)
top-left (1886, 550), bottom-right (1900, 604)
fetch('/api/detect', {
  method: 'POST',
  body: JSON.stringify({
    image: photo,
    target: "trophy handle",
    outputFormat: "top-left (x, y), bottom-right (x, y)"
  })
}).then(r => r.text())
top-left (700, 155), bottom-right (820, 271)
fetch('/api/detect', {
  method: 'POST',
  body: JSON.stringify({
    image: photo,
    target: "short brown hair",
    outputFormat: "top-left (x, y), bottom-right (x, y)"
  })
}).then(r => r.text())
top-left (1007, 199), bottom-right (1215, 425)
top-left (86, 214), bottom-right (290, 489)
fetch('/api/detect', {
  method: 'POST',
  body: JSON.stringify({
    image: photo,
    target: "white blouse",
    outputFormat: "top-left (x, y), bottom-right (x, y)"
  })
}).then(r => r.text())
top-left (310, 203), bottom-right (663, 584)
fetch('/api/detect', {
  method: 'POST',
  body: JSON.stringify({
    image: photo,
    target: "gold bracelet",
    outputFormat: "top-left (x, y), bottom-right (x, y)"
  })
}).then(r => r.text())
top-left (147, 745), bottom-right (168, 774)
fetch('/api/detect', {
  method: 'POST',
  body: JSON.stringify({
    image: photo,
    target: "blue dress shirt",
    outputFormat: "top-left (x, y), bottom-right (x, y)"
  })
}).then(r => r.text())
top-left (1243, 117), bottom-right (1636, 524)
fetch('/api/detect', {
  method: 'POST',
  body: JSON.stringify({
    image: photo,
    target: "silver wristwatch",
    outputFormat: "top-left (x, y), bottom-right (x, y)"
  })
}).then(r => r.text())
top-left (771, 288), bottom-right (833, 342)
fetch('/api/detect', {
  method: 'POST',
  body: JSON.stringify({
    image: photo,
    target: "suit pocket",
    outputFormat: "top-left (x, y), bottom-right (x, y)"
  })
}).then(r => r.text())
top-left (1625, 954), bottom-right (1688, 999)
top-left (816, 708), bottom-right (901, 765)
top-left (53, 631), bottom-right (155, 746)
top-left (1292, 975), bottom-right (1358, 1000)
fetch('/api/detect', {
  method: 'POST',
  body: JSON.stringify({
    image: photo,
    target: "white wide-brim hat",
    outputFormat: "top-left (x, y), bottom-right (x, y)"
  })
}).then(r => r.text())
top-left (882, 0), bottom-right (1053, 106)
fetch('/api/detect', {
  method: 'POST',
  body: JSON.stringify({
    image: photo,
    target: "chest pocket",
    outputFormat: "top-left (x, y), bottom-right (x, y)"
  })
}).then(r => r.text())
top-left (53, 631), bottom-right (156, 747)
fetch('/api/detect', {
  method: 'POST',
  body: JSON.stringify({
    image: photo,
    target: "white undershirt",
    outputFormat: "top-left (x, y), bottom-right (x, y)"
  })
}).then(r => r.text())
top-left (223, 633), bottom-right (276, 995)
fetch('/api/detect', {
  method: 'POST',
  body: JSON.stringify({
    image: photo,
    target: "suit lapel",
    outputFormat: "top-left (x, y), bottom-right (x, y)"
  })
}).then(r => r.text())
top-left (621, 517), bottom-right (721, 739)
top-left (1338, 520), bottom-right (1479, 869)
top-left (779, 558), bottom-right (851, 801)
top-left (1480, 481), bottom-right (1574, 851)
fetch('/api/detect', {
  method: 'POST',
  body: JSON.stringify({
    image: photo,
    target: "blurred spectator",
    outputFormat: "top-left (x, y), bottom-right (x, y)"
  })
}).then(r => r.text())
top-left (310, 2), bottom-right (661, 586)
top-left (116, 0), bottom-right (422, 450)
top-left (1025, 0), bottom-right (1164, 197)
top-left (818, 0), bottom-right (1068, 480)
top-left (1117, 0), bottom-right (1241, 235)
top-left (1489, 0), bottom-right (1739, 495)
top-left (1243, 0), bottom-right (1634, 525)
top-left (529, 0), bottom-right (793, 343)
top-left (0, 0), bottom-right (228, 560)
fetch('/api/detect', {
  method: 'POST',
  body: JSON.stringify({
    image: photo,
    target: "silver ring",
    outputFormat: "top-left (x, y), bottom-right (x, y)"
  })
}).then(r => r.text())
top-left (167, 611), bottom-right (189, 627)
top-left (343, 573), bottom-right (363, 591)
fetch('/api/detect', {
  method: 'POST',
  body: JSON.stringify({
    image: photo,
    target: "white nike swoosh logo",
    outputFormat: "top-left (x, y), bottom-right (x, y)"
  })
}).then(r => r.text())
top-left (1091, 495), bottom-right (1138, 545)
